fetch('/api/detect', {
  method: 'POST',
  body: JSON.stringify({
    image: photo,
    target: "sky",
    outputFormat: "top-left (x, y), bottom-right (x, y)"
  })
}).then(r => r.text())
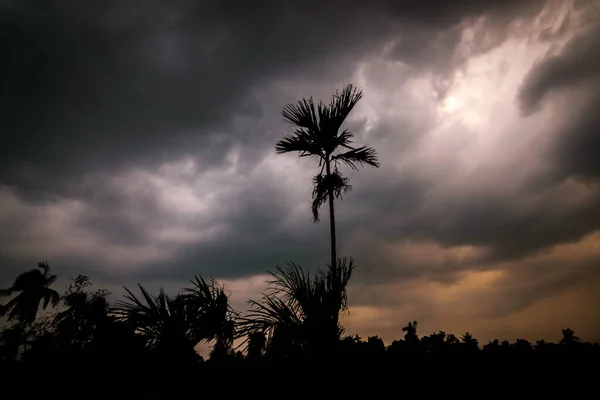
top-left (1, 0), bottom-right (600, 347)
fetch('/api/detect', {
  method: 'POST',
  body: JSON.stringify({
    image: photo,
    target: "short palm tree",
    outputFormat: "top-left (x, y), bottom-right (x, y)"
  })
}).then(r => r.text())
top-left (182, 276), bottom-right (237, 357)
top-left (238, 258), bottom-right (354, 359)
top-left (275, 84), bottom-right (379, 271)
top-left (0, 261), bottom-right (60, 325)
top-left (112, 276), bottom-right (236, 360)
top-left (112, 285), bottom-right (197, 362)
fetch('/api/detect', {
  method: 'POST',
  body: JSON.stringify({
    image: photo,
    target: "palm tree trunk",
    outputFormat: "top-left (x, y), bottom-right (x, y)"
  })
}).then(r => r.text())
top-left (325, 160), bottom-right (337, 272)
top-left (325, 159), bottom-right (339, 351)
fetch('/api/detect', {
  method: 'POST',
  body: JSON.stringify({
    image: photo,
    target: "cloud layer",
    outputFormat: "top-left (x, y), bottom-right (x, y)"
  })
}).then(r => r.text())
top-left (1, 0), bottom-right (599, 344)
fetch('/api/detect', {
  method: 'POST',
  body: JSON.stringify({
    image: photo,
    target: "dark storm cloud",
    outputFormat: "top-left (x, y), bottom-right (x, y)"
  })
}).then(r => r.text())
top-left (1, 0), bottom-right (546, 201)
top-left (72, 176), bottom-right (332, 282)
top-left (339, 168), bottom-right (600, 286)
top-left (334, 0), bottom-right (600, 276)
top-left (551, 91), bottom-right (600, 180)
top-left (519, 27), bottom-right (600, 116)
top-left (0, 0), bottom-right (552, 278)
top-left (518, 1), bottom-right (600, 182)
top-left (519, 4), bottom-right (600, 181)
top-left (3, 1), bottom-right (600, 343)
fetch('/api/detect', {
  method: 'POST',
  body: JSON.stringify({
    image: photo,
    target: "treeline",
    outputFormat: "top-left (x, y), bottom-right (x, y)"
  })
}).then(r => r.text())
top-left (1, 260), bottom-right (598, 372)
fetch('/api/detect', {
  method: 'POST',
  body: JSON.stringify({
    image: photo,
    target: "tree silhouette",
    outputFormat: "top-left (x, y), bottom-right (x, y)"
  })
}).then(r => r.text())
top-left (53, 275), bottom-right (111, 349)
top-left (402, 321), bottom-right (419, 344)
top-left (3, 263), bottom-right (600, 370)
top-left (112, 276), bottom-right (235, 362)
top-left (560, 328), bottom-right (580, 346)
top-left (239, 258), bottom-right (354, 360)
top-left (112, 284), bottom-right (194, 360)
top-left (275, 84), bottom-right (380, 272)
top-left (246, 331), bottom-right (266, 361)
top-left (460, 332), bottom-right (479, 354)
top-left (0, 322), bottom-right (29, 362)
top-left (0, 261), bottom-right (60, 325)
top-left (182, 276), bottom-right (237, 358)
top-left (511, 338), bottom-right (534, 356)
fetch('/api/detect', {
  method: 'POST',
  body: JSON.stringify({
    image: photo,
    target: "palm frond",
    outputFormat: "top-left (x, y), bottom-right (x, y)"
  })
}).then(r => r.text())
top-left (237, 295), bottom-right (302, 343)
top-left (332, 144), bottom-right (380, 170)
top-left (38, 261), bottom-right (51, 274)
top-left (183, 275), bottom-right (237, 347)
top-left (41, 288), bottom-right (60, 310)
top-left (112, 284), bottom-right (170, 341)
top-left (265, 263), bottom-right (319, 314)
top-left (274, 129), bottom-right (322, 158)
top-left (335, 128), bottom-right (355, 148)
top-left (237, 263), bottom-right (313, 344)
top-left (330, 84), bottom-right (364, 129)
top-left (311, 173), bottom-right (329, 222)
top-left (315, 84), bottom-right (364, 135)
top-left (311, 171), bottom-right (352, 222)
top-left (238, 259), bottom-right (356, 356)
top-left (282, 97), bottom-right (319, 131)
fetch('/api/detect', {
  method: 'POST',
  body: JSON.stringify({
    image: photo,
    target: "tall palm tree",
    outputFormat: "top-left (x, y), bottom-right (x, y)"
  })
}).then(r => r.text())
top-left (0, 261), bottom-right (60, 325)
top-left (275, 84), bottom-right (380, 271)
top-left (238, 258), bottom-right (354, 360)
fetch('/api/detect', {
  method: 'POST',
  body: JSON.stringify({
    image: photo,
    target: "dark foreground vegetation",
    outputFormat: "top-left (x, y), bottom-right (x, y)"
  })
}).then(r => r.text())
top-left (1, 260), bottom-right (598, 378)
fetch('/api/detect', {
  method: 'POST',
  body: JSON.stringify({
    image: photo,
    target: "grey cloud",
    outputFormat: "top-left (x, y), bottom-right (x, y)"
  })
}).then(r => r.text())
top-left (5, 1), bottom-right (600, 342)
top-left (550, 90), bottom-right (600, 181)
top-left (1, 0), bottom-right (548, 201)
top-left (127, 193), bottom-right (332, 282)
top-left (519, 5), bottom-right (600, 181)
top-left (519, 26), bottom-right (600, 115)
top-left (348, 175), bottom-right (600, 273)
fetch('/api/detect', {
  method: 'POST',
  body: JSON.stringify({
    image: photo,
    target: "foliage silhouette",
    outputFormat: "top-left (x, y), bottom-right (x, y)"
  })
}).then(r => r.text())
top-left (0, 322), bottom-right (30, 362)
top-left (237, 258), bottom-right (354, 361)
top-left (53, 275), bottom-right (111, 349)
top-left (2, 263), bottom-right (600, 378)
top-left (275, 84), bottom-right (380, 274)
top-left (182, 275), bottom-right (237, 359)
top-left (111, 275), bottom-right (236, 363)
top-left (402, 320), bottom-right (419, 343)
top-left (0, 261), bottom-right (60, 325)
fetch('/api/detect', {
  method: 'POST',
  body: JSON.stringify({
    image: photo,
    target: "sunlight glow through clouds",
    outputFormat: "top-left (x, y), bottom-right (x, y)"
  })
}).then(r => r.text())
top-left (354, 1), bottom-right (575, 187)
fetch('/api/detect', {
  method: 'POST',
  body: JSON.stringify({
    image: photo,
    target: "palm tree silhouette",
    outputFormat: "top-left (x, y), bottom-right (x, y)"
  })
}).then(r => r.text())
top-left (402, 321), bottom-right (419, 343)
top-left (239, 258), bottom-right (354, 359)
top-left (560, 328), bottom-right (580, 346)
top-left (0, 261), bottom-right (60, 325)
top-left (182, 276), bottom-right (237, 357)
top-left (275, 84), bottom-right (380, 271)
top-left (112, 276), bottom-right (236, 361)
top-left (112, 284), bottom-right (199, 361)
